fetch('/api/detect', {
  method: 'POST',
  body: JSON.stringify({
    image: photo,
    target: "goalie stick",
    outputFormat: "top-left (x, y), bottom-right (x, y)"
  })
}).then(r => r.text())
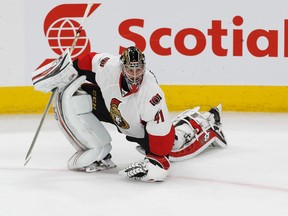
top-left (24, 3), bottom-right (93, 165)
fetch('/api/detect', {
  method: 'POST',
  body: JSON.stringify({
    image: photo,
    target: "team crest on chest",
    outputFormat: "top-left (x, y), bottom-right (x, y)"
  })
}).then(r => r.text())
top-left (110, 98), bottom-right (130, 129)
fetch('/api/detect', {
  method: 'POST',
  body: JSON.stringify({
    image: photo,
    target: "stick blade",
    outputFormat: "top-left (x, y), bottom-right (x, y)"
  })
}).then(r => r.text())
top-left (23, 89), bottom-right (56, 166)
top-left (24, 143), bottom-right (35, 166)
top-left (24, 156), bottom-right (31, 166)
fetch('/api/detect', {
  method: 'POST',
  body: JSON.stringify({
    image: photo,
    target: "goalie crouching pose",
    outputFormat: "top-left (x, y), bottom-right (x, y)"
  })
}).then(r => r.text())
top-left (32, 46), bottom-right (227, 182)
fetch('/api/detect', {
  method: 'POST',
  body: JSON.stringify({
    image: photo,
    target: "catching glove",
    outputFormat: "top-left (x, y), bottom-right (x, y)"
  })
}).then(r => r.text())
top-left (118, 154), bottom-right (170, 182)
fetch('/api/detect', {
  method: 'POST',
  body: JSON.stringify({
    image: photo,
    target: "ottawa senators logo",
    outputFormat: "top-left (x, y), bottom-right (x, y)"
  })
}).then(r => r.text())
top-left (110, 98), bottom-right (130, 129)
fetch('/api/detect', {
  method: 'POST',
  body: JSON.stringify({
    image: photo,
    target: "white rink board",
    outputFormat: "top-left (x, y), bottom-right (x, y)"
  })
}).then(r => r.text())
top-left (1, 0), bottom-right (288, 86)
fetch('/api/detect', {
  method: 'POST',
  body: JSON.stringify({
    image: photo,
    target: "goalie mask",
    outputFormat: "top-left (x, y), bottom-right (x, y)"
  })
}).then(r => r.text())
top-left (120, 46), bottom-right (146, 93)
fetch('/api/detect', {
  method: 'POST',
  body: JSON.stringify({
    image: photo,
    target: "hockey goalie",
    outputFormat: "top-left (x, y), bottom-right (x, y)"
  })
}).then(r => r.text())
top-left (32, 46), bottom-right (227, 182)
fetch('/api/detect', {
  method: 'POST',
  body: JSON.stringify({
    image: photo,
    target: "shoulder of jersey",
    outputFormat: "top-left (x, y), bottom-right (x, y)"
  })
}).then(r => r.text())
top-left (93, 53), bottom-right (121, 68)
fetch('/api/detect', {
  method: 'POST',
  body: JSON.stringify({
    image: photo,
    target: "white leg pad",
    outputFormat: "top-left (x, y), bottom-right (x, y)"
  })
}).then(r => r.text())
top-left (68, 147), bottom-right (111, 170)
top-left (170, 106), bottom-right (227, 161)
top-left (53, 76), bottom-right (112, 170)
top-left (172, 108), bottom-right (212, 151)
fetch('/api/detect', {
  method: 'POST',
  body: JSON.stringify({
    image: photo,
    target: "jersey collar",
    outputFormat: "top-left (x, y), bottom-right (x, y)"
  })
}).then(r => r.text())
top-left (119, 74), bottom-right (133, 97)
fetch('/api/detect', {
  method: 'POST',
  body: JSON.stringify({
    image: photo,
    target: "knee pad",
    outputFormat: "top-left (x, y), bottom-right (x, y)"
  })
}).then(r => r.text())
top-left (53, 76), bottom-right (112, 168)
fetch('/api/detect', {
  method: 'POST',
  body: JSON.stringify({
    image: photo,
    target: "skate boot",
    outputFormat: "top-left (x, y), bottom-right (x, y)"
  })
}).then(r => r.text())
top-left (209, 104), bottom-right (222, 125)
top-left (85, 154), bottom-right (117, 173)
top-left (208, 104), bottom-right (227, 147)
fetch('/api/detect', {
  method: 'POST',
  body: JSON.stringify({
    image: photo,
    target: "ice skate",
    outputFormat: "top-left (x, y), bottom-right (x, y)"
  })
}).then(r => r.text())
top-left (209, 104), bottom-right (222, 125)
top-left (208, 104), bottom-right (227, 147)
top-left (85, 154), bottom-right (116, 173)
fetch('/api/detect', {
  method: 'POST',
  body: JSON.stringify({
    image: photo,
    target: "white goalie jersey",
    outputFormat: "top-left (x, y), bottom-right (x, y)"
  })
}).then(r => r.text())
top-left (80, 53), bottom-right (175, 156)
top-left (94, 54), bottom-right (172, 136)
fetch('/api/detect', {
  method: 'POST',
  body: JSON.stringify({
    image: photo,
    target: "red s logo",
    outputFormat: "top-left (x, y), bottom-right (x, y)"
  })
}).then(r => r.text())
top-left (38, 3), bottom-right (100, 68)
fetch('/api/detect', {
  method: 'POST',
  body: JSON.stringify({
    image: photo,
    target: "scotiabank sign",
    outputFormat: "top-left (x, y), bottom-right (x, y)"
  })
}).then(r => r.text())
top-left (43, 4), bottom-right (288, 60)
top-left (39, 3), bottom-right (100, 67)
top-left (119, 16), bottom-right (288, 57)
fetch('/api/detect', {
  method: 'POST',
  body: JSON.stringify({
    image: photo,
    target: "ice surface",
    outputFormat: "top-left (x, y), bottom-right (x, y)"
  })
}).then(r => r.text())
top-left (0, 112), bottom-right (288, 216)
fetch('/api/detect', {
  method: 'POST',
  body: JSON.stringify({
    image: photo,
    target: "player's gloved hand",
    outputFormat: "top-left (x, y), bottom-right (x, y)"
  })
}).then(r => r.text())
top-left (118, 154), bottom-right (170, 182)
top-left (31, 49), bottom-right (78, 93)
